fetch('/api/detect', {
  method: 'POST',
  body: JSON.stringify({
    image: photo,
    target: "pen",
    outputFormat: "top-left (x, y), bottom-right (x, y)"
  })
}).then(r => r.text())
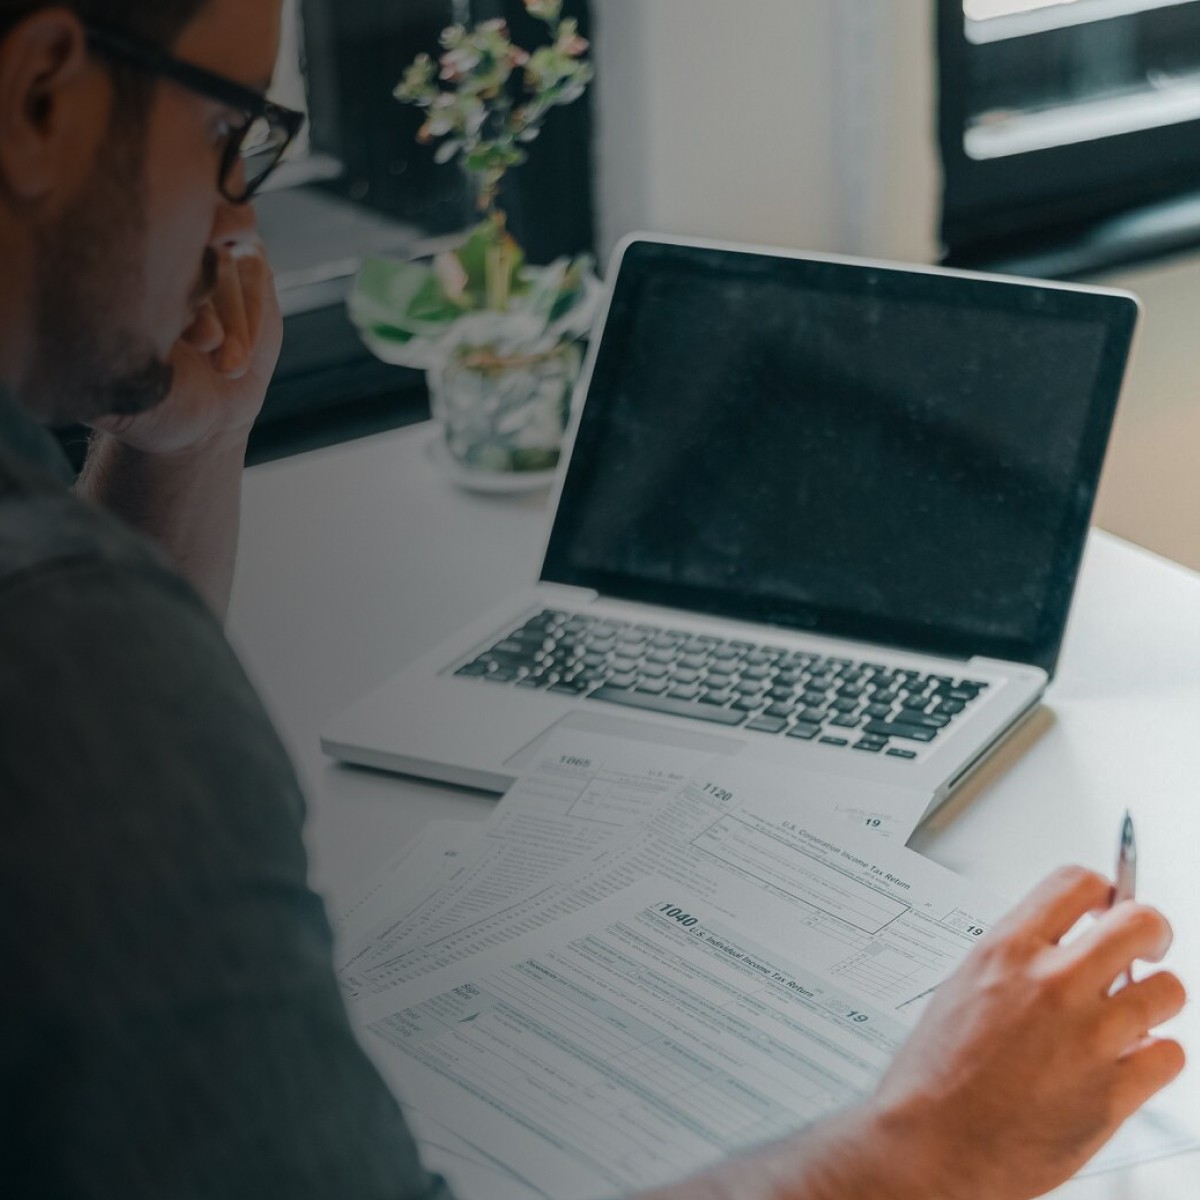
top-left (1115, 809), bottom-right (1137, 987)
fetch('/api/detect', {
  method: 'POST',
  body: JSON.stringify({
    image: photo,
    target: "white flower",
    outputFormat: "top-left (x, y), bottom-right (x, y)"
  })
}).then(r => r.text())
top-left (434, 251), bottom-right (470, 302)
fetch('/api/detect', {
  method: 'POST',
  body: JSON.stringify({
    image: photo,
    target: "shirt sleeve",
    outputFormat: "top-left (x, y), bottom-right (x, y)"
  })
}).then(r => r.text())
top-left (0, 551), bottom-right (454, 1200)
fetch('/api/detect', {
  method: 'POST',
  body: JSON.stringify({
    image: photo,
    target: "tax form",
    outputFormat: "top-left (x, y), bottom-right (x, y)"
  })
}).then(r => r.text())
top-left (338, 732), bottom-right (706, 994)
top-left (355, 811), bottom-right (1005, 1199)
top-left (350, 755), bottom-right (934, 992)
top-left (334, 820), bottom-right (478, 952)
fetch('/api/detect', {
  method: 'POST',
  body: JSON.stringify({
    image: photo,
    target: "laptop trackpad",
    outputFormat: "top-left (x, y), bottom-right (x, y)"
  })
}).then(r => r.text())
top-left (504, 710), bottom-right (746, 773)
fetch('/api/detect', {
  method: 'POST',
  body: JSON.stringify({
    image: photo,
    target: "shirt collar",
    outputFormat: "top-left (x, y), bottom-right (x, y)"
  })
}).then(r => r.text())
top-left (0, 387), bottom-right (76, 488)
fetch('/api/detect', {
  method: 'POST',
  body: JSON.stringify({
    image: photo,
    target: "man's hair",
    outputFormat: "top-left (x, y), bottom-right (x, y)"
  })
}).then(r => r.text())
top-left (0, 1), bottom-right (212, 119)
top-left (0, 2), bottom-right (208, 47)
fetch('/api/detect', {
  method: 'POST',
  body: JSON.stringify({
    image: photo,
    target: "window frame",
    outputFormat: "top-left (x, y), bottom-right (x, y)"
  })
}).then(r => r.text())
top-left (938, 0), bottom-right (1200, 270)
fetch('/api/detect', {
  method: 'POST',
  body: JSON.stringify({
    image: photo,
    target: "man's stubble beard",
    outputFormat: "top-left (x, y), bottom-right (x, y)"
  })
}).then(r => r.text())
top-left (29, 116), bottom-right (174, 426)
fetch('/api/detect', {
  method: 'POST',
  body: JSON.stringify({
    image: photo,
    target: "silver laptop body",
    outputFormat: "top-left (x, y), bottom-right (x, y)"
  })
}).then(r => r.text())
top-left (323, 235), bottom-right (1139, 822)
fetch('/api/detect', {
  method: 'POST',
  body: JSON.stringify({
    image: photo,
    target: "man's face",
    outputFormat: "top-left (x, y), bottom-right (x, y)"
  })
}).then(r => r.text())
top-left (27, 0), bottom-right (283, 425)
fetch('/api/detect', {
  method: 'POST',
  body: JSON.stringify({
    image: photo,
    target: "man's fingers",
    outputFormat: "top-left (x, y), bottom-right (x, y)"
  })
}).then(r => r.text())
top-left (211, 249), bottom-right (251, 377)
top-left (182, 302), bottom-right (224, 355)
top-left (1111, 1037), bottom-right (1186, 1120)
top-left (1098, 971), bottom-right (1187, 1051)
top-left (231, 247), bottom-right (268, 355)
top-left (994, 866), bottom-right (1112, 944)
top-left (1058, 902), bottom-right (1173, 992)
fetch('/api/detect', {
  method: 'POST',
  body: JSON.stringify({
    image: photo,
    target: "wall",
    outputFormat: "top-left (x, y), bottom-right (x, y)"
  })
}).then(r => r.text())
top-left (590, 2), bottom-right (1200, 569)
top-left (591, 0), bottom-right (941, 264)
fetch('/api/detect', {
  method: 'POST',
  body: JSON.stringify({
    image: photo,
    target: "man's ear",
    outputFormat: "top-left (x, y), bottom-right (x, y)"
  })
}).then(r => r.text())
top-left (0, 9), bottom-right (103, 203)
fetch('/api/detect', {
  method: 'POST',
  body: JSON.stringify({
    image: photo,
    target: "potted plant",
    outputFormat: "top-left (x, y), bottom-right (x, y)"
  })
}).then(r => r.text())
top-left (349, 0), bottom-right (601, 484)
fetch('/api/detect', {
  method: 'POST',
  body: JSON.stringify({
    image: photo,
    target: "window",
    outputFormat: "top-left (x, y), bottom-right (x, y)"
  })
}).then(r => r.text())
top-left (939, 0), bottom-right (1200, 274)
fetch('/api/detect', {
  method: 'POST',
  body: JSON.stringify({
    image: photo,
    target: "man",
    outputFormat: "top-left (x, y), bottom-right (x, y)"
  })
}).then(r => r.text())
top-left (0, 2), bottom-right (1185, 1197)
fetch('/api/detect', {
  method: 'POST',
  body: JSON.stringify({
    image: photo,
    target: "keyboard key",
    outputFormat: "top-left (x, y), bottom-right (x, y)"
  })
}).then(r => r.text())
top-left (669, 684), bottom-right (701, 701)
top-left (484, 667), bottom-right (519, 683)
top-left (819, 736), bottom-right (849, 746)
top-left (936, 699), bottom-right (966, 715)
top-left (640, 663), bottom-right (669, 679)
top-left (853, 740), bottom-right (883, 752)
top-left (765, 702), bottom-right (794, 718)
top-left (830, 714), bottom-right (863, 728)
top-left (864, 720), bottom-right (937, 743)
top-left (549, 680), bottom-right (589, 695)
top-left (787, 721), bottom-right (822, 740)
top-left (733, 698), bottom-right (762, 712)
top-left (734, 679), bottom-right (767, 695)
top-left (701, 690), bottom-right (734, 706)
top-left (636, 678), bottom-right (669, 695)
top-left (590, 686), bottom-right (748, 726)
top-left (865, 703), bottom-right (892, 718)
top-left (746, 715), bottom-right (789, 734)
top-left (832, 697), bottom-right (859, 713)
top-left (608, 671), bottom-right (637, 687)
top-left (893, 711), bottom-right (949, 729)
top-left (887, 748), bottom-right (918, 759)
top-left (672, 668), bottom-right (702, 684)
top-left (456, 661), bottom-right (489, 677)
top-left (799, 707), bottom-right (828, 723)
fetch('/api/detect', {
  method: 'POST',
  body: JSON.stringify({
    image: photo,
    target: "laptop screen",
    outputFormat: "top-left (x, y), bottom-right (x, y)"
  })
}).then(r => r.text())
top-left (542, 240), bottom-right (1138, 675)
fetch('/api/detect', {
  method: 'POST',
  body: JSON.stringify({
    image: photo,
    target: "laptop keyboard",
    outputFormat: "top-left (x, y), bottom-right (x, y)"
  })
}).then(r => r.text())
top-left (453, 609), bottom-right (988, 758)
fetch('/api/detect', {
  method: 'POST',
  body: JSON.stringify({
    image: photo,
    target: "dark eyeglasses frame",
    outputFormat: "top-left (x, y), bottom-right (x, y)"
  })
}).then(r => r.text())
top-left (84, 23), bottom-right (306, 204)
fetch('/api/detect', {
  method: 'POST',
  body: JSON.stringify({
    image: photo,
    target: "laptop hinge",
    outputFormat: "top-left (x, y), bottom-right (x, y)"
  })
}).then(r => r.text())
top-left (537, 583), bottom-right (600, 605)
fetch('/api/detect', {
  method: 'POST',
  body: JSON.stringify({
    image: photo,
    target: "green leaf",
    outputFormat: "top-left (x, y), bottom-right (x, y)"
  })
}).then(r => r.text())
top-left (349, 257), bottom-right (458, 332)
top-left (454, 221), bottom-right (528, 305)
top-left (407, 272), bottom-right (468, 323)
top-left (366, 323), bottom-right (415, 345)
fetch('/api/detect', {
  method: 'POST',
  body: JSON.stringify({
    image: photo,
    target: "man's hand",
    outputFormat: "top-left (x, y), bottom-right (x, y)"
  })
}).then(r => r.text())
top-left (638, 865), bottom-right (1184, 1200)
top-left (865, 865), bottom-right (1186, 1200)
top-left (92, 241), bottom-right (283, 458)
top-left (77, 234), bottom-right (283, 616)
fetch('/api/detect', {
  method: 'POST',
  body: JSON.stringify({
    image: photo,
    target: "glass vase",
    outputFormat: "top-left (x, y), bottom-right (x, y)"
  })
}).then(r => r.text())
top-left (428, 341), bottom-right (583, 477)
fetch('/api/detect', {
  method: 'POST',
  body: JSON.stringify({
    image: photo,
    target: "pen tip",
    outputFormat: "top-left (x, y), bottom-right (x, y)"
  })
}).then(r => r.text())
top-left (1121, 810), bottom-right (1135, 848)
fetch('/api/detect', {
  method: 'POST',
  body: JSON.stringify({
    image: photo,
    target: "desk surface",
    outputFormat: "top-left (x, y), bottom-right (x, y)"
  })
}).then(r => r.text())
top-left (229, 420), bottom-right (1200, 1199)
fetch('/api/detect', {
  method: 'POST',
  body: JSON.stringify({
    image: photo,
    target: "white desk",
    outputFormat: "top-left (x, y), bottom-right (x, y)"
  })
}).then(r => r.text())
top-left (230, 420), bottom-right (1200, 1199)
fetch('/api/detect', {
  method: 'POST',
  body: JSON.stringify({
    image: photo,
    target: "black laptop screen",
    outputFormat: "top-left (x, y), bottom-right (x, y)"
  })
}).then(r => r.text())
top-left (542, 241), bottom-right (1138, 675)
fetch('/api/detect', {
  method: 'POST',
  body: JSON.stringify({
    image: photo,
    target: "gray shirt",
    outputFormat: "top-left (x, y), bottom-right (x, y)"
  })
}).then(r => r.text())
top-left (0, 392), bottom-right (452, 1199)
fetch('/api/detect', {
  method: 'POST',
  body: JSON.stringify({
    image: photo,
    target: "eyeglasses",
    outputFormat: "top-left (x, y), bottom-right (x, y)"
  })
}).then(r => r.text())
top-left (84, 23), bottom-right (306, 204)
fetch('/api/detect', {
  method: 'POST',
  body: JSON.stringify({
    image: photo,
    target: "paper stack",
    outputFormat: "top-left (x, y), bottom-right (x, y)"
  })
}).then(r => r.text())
top-left (334, 731), bottom-right (1197, 1199)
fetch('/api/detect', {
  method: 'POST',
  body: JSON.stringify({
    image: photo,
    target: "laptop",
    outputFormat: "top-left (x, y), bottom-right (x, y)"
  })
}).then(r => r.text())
top-left (323, 234), bottom-right (1139, 820)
